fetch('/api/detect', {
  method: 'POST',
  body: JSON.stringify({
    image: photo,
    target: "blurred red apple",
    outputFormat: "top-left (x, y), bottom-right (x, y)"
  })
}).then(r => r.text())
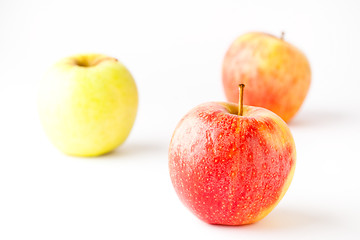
top-left (169, 85), bottom-right (296, 225)
top-left (222, 32), bottom-right (311, 122)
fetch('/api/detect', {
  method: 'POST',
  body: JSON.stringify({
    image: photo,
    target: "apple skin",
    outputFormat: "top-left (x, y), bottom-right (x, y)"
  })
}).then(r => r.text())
top-left (168, 102), bottom-right (296, 225)
top-left (38, 53), bottom-right (138, 157)
top-left (222, 32), bottom-right (311, 122)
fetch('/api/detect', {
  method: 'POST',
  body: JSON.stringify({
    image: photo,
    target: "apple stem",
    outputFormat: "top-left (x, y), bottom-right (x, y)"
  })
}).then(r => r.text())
top-left (238, 84), bottom-right (245, 116)
top-left (280, 31), bottom-right (285, 40)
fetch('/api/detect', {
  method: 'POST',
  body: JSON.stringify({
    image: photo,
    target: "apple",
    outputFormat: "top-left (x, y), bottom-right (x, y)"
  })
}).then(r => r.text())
top-left (38, 53), bottom-right (138, 157)
top-left (222, 32), bottom-right (311, 122)
top-left (169, 85), bottom-right (296, 225)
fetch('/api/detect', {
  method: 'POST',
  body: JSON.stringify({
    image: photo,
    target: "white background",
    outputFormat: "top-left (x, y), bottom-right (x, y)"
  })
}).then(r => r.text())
top-left (1, 0), bottom-right (360, 239)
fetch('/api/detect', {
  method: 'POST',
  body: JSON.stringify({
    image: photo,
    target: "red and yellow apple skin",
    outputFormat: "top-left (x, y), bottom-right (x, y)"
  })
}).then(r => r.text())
top-left (168, 102), bottom-right (296, 225)
top-left (222, 32), bottom-right (311, 122)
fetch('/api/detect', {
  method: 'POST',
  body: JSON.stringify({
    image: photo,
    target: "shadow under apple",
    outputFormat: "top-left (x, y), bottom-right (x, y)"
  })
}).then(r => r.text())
top-left (97, 139), bottom-right (168, 161)
top-left (254, 208), bottom-right (336, 231)
top-left (211, 207), bottom-right (337, 233)
top-left (289, 108), bottom-right (352, 128)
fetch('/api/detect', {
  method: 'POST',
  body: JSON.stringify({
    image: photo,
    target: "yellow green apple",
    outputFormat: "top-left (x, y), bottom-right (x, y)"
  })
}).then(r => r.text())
top-left (222, 32), bottom-right (311, 122)
top-left (38, 53), bottom-right (138, 157)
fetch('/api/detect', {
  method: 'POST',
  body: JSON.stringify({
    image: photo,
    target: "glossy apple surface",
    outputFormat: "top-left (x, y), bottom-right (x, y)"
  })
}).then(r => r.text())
top-left (38, 53), bottom-right (138, 157)
top-left (169, 102), bottom-right (296, 225)
top-left (222, 32), bottom-right (311, 122)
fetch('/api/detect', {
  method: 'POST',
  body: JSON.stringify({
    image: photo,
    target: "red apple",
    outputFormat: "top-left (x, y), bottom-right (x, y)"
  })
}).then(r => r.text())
top-left (168, 86), bottom-right (296, 225)
top-left (222, 32), bottom-right (311, 122)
